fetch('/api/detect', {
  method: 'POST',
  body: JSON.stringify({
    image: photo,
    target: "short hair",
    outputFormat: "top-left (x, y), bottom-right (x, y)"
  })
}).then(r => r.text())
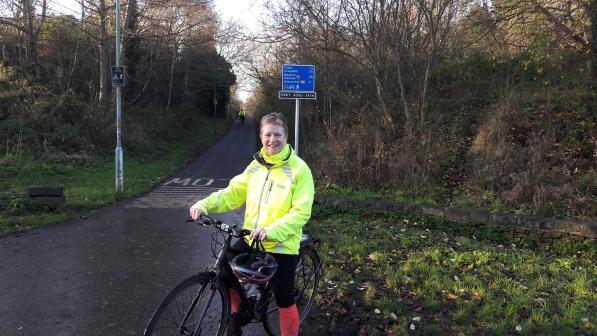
top-left (260, 112), bottom-right (288, 136)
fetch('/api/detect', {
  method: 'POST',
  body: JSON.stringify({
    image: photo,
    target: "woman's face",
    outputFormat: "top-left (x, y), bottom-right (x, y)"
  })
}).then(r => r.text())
top-left (260, 123), bottom-right (288, 156)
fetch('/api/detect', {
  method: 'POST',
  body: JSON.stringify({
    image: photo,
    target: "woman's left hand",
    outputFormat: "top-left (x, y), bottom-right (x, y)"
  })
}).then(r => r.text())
top-left (250, 228), bottom-right (267, 241)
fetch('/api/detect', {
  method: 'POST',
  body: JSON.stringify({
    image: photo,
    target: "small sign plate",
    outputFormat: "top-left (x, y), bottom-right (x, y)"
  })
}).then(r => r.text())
top-left (111, 66), bottom-right (125, 87)
top-left (278, 91), bottom-right (317, 99)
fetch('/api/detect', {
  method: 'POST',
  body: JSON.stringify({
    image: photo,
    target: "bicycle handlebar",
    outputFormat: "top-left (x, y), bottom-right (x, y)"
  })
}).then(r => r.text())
top-left (186, 215), bottom-right (252, 237)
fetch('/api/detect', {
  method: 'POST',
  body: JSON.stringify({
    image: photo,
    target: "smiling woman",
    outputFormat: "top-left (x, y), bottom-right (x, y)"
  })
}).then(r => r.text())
top-left (260, 113), bottom-right (289, 156)
top-left (190, 112), bottom-right (315, 336)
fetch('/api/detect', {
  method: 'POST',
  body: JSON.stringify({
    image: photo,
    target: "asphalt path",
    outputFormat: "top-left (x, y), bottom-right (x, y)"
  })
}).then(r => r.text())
top-left (0, 119), bottom-right (273, 336)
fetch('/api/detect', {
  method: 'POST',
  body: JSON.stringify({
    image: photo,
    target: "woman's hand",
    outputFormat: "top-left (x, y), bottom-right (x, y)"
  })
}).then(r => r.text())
top-left (250, 228), bottom-right (267, 241)
top-left (189, 207), bottom-right (203, 221)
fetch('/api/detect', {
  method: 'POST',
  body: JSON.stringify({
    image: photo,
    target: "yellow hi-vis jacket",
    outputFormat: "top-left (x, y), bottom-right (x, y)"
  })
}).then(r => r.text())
top-left (190, 144), bottom-right (314, 255)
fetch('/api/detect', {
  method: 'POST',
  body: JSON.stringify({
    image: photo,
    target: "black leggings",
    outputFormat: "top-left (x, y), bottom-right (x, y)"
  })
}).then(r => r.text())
top-left (228, 238), bottom-right (297, 308)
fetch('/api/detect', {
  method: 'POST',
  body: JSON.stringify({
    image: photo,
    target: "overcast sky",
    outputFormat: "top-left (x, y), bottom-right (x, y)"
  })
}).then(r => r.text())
top-left (215, 0), bottom-right (265, 34)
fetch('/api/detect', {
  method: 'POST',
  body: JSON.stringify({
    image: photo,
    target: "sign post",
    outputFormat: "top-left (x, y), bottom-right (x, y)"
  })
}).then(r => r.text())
top-left (113, 0), bottom-right (124, 193)
top-left (279, 64), bottom-right (316, 156)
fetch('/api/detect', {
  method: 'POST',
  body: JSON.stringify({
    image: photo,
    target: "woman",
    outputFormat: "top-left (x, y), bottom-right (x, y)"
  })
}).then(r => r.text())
top-left (190, 112), bottom-right (314, 336)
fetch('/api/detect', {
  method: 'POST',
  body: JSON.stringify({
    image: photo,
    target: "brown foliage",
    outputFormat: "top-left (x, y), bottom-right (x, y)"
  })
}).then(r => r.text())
top-left (463, 87), bottom-right (596, 219)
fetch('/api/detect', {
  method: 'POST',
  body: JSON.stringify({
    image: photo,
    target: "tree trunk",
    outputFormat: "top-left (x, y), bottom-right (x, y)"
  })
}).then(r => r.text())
top-left (591, 0), bottom-right (597, 85)
top-left (98, 0), bottom-right (110, 122)
top-left (166, 47), bottom-right (176, 109)
top-left (25, 0), bottom-right (46, 78)
top-left (123, 0), bottom-right (139, 92)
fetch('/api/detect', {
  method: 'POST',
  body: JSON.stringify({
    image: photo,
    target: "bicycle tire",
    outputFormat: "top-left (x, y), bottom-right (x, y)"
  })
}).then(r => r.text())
top-left (144, 273), bottom-right (230, 336)
top-left (262, 247), bottom-right (321, 336)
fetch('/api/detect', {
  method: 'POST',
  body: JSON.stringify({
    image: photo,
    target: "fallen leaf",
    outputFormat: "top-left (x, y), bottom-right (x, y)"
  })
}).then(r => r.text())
top-left (390, 312), bottom-right (398, 321)
top-left (447, 293), bottom-right (457, 300)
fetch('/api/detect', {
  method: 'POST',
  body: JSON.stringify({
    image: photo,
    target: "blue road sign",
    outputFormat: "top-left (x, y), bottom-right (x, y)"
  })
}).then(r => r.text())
top-left (282, 64), bottom-right (315, 92)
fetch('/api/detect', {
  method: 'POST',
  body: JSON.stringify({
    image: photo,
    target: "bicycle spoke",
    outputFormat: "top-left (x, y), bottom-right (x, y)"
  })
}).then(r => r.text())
top-left (145, 275), bottom-right (228, 336)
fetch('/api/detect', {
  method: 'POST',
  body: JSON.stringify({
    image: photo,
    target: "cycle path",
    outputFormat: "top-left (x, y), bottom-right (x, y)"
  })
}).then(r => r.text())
top-left (0, 119), bottom-right (273, 335)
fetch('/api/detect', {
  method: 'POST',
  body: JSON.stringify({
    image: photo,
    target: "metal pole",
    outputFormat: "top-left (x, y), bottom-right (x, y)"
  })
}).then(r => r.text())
top-left (295, 98), bottom-right (300, 156)
top-left (115, 0), bottom-right (123, 193)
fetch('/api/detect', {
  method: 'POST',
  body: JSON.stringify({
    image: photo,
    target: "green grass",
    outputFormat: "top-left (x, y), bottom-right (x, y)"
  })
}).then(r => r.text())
top-left (309, 205), bottom-right (596, 335)
top-left (320, 183), bottom-right (438, 205)
top-left (0, 118), bottom-right (230, 235)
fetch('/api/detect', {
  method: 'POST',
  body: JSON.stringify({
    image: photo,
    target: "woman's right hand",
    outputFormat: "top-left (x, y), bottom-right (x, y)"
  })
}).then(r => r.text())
top-left (190, 207), bottom-right (203, 221)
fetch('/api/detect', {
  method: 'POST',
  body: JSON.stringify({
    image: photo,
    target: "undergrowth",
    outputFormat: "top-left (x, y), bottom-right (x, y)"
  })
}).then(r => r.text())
top-left (305, 205), bottom-right (596, 335)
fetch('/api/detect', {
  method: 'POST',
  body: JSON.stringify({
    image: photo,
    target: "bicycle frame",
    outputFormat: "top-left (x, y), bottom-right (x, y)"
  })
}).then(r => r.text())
top-left (188, 221), bottom-right (272, 335)
top-left (144, 216), bottom-right (321, 336)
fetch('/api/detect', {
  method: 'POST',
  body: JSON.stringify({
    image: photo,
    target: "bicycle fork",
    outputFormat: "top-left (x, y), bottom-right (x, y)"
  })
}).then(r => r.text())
top-left (191, 283), bottom-right (221, 336)
top-left (189, 238), bottom-right (232, 335)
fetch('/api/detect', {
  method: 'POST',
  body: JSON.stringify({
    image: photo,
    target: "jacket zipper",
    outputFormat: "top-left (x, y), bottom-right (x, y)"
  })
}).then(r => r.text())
top-left (255, 167), bottom-right (272, 229)
top-left (264, 181), bottom-right (273, 204)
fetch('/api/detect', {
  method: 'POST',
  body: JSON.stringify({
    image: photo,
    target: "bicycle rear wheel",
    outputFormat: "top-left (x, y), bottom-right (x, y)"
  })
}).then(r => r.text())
top-left (144, 273), bottom-right (230, 336)
top-left (263, 247), bottom-right (321, 336)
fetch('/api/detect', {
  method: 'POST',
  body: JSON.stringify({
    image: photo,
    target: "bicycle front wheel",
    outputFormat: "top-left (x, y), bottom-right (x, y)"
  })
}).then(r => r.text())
top-left (263, 247), bottom-right (321, 335)
top-left (144, 273), bottom-right (230, 336)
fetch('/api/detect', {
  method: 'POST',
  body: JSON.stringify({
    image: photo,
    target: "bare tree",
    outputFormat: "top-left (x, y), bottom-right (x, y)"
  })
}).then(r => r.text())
top-left (0, 0), bottom-right (47, 78)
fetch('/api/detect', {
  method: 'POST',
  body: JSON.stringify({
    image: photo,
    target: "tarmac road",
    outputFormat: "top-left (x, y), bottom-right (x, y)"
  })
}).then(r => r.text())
top-left (0, 119), bottom-right (275, 336)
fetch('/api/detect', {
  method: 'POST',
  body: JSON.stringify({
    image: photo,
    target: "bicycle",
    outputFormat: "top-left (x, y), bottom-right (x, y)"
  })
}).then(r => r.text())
top-left (143, 214), bottom-right (322, 336)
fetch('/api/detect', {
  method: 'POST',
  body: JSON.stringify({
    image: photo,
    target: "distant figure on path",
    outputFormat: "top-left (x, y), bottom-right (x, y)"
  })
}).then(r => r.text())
top-left (238, 108), bottom-right (246, 124)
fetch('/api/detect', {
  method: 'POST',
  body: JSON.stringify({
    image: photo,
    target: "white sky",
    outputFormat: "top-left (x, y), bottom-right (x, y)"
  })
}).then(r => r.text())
top-left (215, 0), bottom-right (265, 34)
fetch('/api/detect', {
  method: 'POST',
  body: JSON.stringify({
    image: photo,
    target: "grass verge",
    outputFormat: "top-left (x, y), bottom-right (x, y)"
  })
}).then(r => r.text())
top-left (0, 119), bottom-right (230, 236)
top-left (306, 205), bottom-right (596, 335)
